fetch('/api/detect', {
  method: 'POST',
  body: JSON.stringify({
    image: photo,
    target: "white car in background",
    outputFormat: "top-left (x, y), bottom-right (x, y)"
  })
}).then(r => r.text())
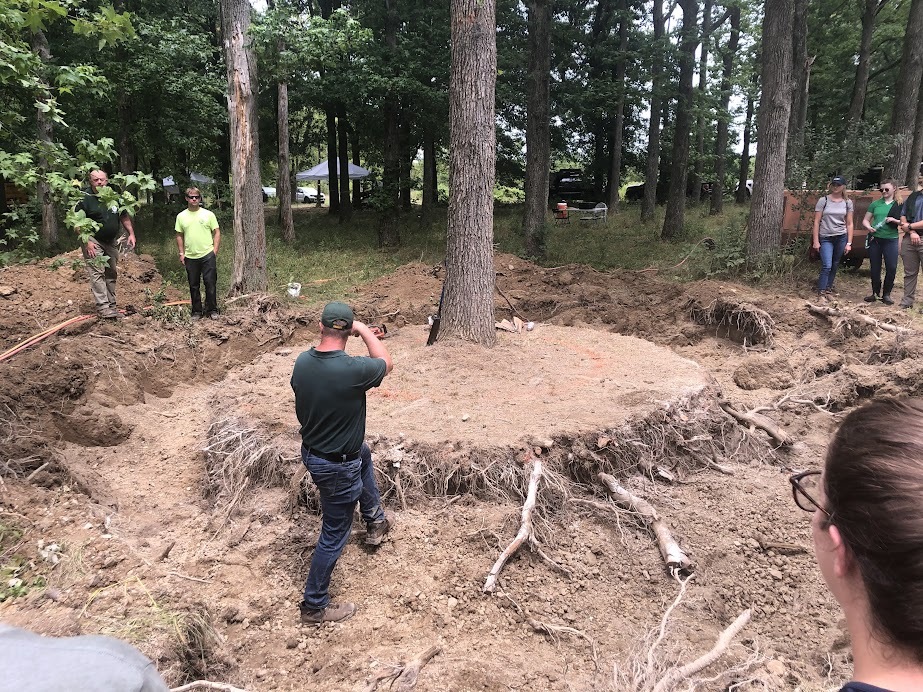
top-left (261, 186), bottom-right (276, 202)
top-left (295, 186), bottom-right (325, 204)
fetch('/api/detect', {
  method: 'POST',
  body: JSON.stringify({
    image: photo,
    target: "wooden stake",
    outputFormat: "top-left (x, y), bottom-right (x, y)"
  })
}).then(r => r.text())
top-left (597, 473), bottom-right (693, 575)
top-left (483, 459), bottom-right (543, 592)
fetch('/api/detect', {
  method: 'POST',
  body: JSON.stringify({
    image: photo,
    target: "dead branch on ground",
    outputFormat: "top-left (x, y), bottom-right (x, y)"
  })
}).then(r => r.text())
top-left (362, 645), bottom-right (442, 692)
top-left (483, 459), bottom-right (544, 592)
top-left (718, 399), bottom-right (793, 447)
top-left (597, 473), bottom-right (693, 576)
top-left (807, 302), bottom-right (910, 338)
top-left (171, 682), bottom-right (249, 692)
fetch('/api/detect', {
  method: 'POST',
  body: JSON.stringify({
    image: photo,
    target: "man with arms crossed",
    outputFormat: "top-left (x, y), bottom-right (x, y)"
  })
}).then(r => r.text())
top-left (74, 169), bottom-right (137, 319)
top-left (175, 187), bottom-right (221, 320)
top-left (291, 302), bottom-right (393, 624)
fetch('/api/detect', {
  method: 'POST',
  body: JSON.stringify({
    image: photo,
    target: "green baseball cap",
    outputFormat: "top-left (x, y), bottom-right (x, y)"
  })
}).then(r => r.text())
top-left (321, 301), bottom-right (354, 330)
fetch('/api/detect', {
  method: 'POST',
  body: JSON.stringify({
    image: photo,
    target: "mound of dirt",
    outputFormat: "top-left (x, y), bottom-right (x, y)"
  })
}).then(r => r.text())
top-left (2, 249), bottom-right (923, 690)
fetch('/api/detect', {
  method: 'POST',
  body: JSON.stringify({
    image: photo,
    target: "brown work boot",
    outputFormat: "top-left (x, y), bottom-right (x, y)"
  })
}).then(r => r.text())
top-left (299, 601), bottom-right (356, 625)
top-left (365, 512), bottom-right (393, 546)
top-left (97, 307), bottom-right (120, 319)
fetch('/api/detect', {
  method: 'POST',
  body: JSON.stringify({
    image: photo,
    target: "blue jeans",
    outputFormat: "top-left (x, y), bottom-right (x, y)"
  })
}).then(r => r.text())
top-left (301, 443), bottom-right (384, 611)
top-left (817, 234), bottom-right (848, 291)
top-left (868, 236), bottom-right (899, 297)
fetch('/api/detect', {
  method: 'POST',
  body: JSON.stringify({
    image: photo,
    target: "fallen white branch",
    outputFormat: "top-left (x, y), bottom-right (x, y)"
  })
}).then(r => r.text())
top-left (718, 399), bottom-right (793, 447)
top-left (483, 459), bottom-right (543, 592)
top-left (807, 302), bottom-right (910, 334)
top-left (597, 473), bottom-right (693, 575)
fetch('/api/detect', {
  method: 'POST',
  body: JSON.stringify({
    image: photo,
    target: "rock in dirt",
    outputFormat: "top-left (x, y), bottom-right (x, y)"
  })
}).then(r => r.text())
top-left (733, 357), bottom-right (795, 390)
top-left (0, 285), bottom-right (16, 297)
top-left (52, 407), bottom-right (133, 447)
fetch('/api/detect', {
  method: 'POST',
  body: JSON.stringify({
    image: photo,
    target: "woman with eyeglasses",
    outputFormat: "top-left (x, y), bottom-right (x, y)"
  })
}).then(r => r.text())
top-left (861, 180), bottom-right (902, 305)
top-left (791, 397), bottom-right (923, 692)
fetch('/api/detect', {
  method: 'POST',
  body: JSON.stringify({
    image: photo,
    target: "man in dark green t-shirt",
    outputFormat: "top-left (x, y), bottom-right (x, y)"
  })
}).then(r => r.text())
top-left (290, 301), bottom-right (393, 624)
top-left (73, 169), bottom-right (136, 319)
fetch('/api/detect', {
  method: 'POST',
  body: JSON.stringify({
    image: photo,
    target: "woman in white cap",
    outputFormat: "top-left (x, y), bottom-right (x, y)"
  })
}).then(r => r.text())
top-left (812, 175), bottom-right (854, 296)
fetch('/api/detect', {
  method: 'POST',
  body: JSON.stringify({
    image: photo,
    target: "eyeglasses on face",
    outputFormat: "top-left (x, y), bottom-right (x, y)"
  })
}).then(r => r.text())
top-left (789, 470), bottom-right (831, 517)
top-left (187, 195), bottom-right (201, 200)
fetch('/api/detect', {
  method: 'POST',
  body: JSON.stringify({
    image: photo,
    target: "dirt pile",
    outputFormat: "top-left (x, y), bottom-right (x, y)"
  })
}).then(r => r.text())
top-left (1, 250), bottom-right (922, 690)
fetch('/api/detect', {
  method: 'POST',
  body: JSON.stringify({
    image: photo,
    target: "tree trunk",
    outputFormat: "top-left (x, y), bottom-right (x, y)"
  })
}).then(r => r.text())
top-left (606, 0), bottom-right (629, 212)
top-left (522, 0), bottom-right (552, 257)
top-left (746, 0), bottom-right (793, 260)
top-left (736, 94), bottom-right (753, 204)
top-left (710, 6), bottom-right (739, 215)
top-left (399, 123), bottom-right (413, 211)
top-left (31, 29), bottom-right (58, 247)
top-left (277, 80), bottom-right (294, 242)
top-left (325, 105), bottom-right (340, 213)
top-left (443, 0), bottom-right (497, 346)
top-left (352, 135), bottom-right (361, 208)
top-left (378, 0), bottom-right (400, 247)
top-left (848, 0), bottom-right (882, 124)
top-left (690, 0), bottom-right (713, 205)
top-left (661, 0), bottom-right (697, 240)
top-left (641, 0), bottom-right (666, 221)
top-left (422, 127), bottom-right (437, 223)
top-left (220, 0), bottom-right (267, 294)
top-left (336, 104), bottom-right (352, 221)
top-left (786, 0), bottom-right (810, 173)
top-left (908, 70), bottom-right (923, 185)
top-left (117, 95), bottom-right (136, 175)
top-left (885, 0), bottom-right (923, 185)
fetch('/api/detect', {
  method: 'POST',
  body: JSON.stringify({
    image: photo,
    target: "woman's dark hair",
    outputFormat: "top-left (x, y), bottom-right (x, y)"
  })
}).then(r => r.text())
top-left (825, 397), bottom-right (923, 660)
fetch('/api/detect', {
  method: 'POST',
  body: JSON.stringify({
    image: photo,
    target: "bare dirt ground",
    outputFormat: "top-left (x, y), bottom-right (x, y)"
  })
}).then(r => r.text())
top-left (2, 248), bottom-right (923, 691)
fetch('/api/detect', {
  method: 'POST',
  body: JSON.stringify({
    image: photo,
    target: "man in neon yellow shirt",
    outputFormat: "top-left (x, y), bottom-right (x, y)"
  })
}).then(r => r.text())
top-left (175, 187), bottom-right (221, 320)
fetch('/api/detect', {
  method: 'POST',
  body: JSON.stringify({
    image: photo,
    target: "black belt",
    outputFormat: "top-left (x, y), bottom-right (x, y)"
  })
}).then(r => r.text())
top-left (305, 447), bottom-right (361, 463)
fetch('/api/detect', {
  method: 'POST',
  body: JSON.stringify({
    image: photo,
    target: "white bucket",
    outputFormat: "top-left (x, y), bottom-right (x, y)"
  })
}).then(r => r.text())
top-left (287, 282), bottom-right (302, 298)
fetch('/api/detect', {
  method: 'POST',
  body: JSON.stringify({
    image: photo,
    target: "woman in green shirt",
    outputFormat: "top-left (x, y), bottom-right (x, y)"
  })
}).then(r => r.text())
top-left (862, 180), bottom-right (901, 305)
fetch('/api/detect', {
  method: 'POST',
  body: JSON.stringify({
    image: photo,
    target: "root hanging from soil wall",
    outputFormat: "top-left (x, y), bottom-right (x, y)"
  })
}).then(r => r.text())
top-left (687, 297), bottom-right (775, 347)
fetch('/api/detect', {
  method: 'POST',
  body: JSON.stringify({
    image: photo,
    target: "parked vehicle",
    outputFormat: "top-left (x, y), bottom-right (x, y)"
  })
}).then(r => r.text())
top-left (262, 186), bottom-right (276, 202)
top-left (295, 186), bottom-right (324, 204)
top-left (548, 169), bottom-right (598, 208)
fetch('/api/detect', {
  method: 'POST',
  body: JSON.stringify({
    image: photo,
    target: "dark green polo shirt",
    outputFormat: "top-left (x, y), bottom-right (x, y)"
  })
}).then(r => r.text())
top-left (75, 191), bottom-right (125, 244)
top-left (291, 348), bottom-right (387, 454)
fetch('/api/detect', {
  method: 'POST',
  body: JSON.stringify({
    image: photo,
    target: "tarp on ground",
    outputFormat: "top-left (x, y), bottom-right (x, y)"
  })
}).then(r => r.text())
top-left (296, 161), bottom-right (370, 181)
top-left (162, 172), bottom-right (217, 193)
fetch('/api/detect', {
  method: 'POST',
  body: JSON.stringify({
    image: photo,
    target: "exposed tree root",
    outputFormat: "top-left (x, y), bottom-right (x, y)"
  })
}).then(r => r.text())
top-left (687, 297), bottom-right (775, 346)
top-left (171, 682), bottom-right (249, 692)
top-left (363, 645), bottom-right (442, 692)
top-left (484, 459), bottom-right (544, 592)
top-left (718, 399), bottom-right (794, 447)
top-left (597, 473), bottom-right (693, 576)
top-left (528, 617), bottom-right (600, 669)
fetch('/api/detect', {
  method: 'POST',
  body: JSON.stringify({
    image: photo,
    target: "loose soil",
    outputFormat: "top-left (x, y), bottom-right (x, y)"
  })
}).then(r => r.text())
top-left (2, 248), bottom-right (923, 691)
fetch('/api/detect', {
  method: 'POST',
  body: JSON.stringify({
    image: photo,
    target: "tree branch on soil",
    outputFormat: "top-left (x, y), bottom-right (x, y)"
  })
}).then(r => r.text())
top-left (807, 302), bottom-right (910, 337)
top-left (483, 459), bottom-right (544, 593)
top-left (597, 473), bottom-right (693, 576)
top-left (528, 617), bottom-right (600, 669)
top-left (717, 400), bottom-right (794, 447)
top-left (362, 645), bottom-right (442, 692)
top-left (171, 681), bottom-right (249, 692)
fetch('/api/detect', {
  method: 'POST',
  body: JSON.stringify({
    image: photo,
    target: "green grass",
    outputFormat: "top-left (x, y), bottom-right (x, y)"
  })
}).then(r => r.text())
top-left (132, 199), bottom-right (810, 303)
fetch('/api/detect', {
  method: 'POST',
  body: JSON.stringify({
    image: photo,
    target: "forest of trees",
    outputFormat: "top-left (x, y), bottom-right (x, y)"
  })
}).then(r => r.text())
top-left (2, 0), bottom-right (923, 333)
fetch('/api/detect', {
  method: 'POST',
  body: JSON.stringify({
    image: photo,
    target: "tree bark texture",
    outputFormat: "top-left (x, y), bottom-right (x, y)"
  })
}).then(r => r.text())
top-left (736, 94), bottom-right (753, 203)
top-left (325, 105), bottom-right (340, 213)
top-left (886, 0), bottom-right (923, 185)
top-left (690, 0), bottom-right (713, 205)
top-left (606, 0), bottom-right (629, 212)
top-left (522, 0), bottom-right (552, 257)
top-left (848, 0), bottom-right (883, 123)
top-left (422, 128), bottom-right (437, 223)
top-left (787, 0), bottom-right (810, 172)
top-left (352, 136), bottom-right (361, 207)
top-left (746, 0), bottom-right (794, 260)
top-left (710, 6), bottom-right (739, 215)
top-left (443, 0), bottom-right (497, 347)
top-left (908, 70), bottom-right (923, 185)
top-left (661, 0), bottom-right (697, 240)
top-left (31, 29), bottom-right (58, 247)
top-left (588, 0), bottom-right (614, 198)
top-left (220, 0), bottom-right (267, 294)
top-left (337, 104), bottom-right (353, 221)
top-left (641, 0), bottom-right (666, 221)
top-left (277, 80), bottom-right (294, 242)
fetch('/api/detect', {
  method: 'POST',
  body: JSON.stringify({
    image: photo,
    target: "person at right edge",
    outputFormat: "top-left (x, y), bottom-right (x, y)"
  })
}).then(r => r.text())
top-left (899, 174), bottom-right (923, 310)
top-left (861, 179), bottom-right (901, 305)
top-left (290, 301), bottom-right (393, 624)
